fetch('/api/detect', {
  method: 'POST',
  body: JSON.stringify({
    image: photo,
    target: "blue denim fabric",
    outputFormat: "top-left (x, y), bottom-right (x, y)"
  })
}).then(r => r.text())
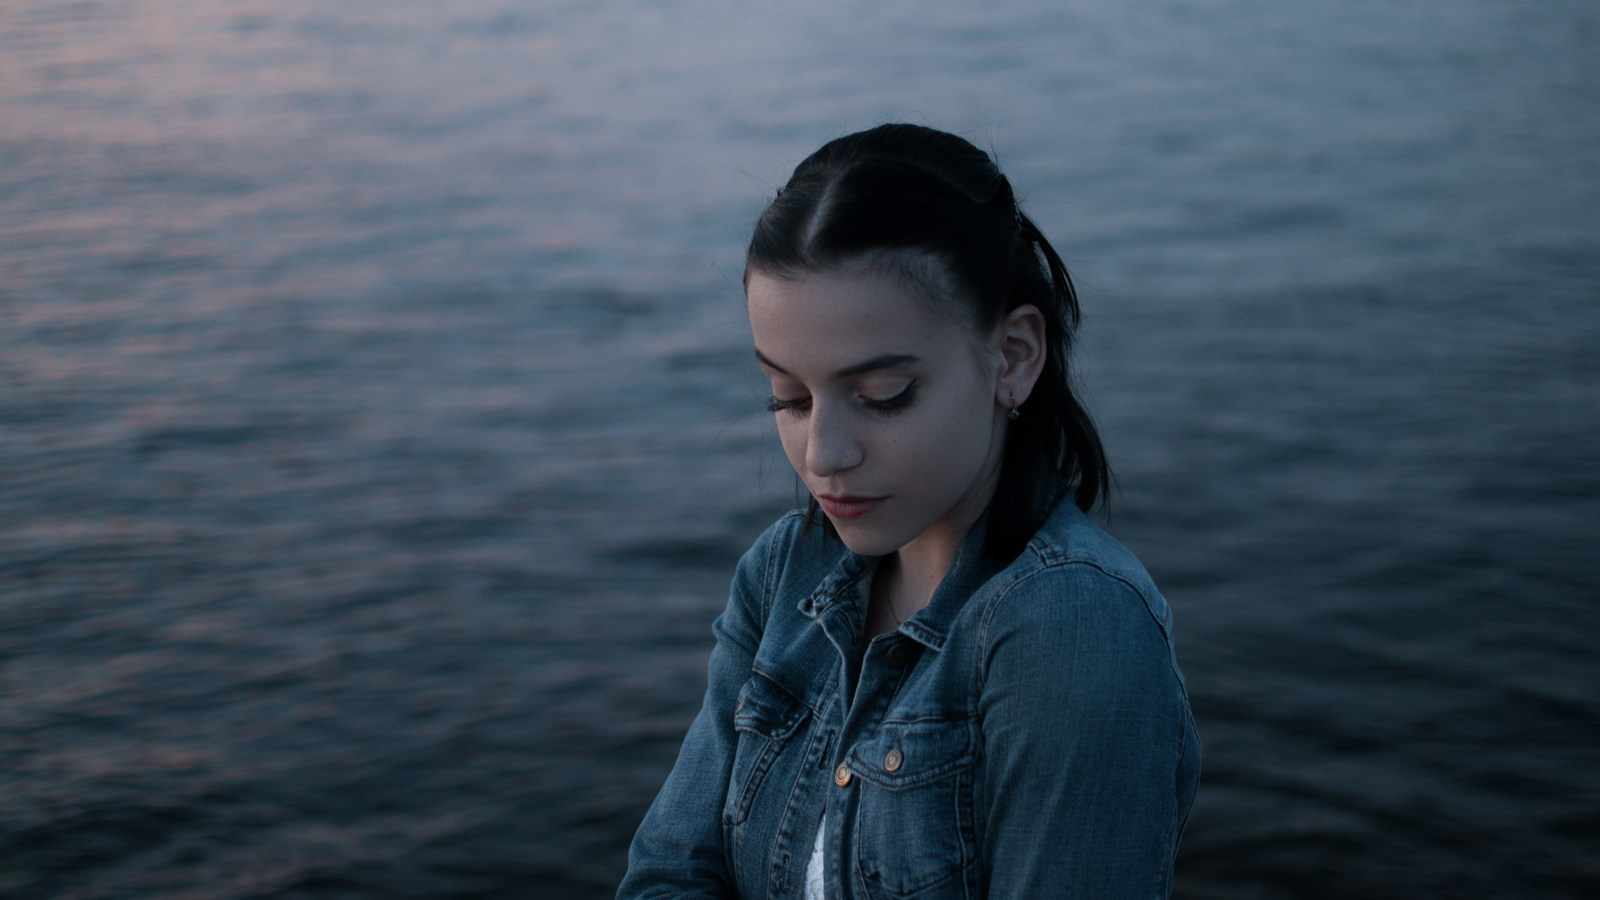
top-left (618, 497), bottom-right (1200, 899)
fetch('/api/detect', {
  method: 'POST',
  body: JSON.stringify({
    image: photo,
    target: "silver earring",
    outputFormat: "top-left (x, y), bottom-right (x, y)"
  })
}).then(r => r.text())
top-left (1007, 395), bottom-right (1020, 422)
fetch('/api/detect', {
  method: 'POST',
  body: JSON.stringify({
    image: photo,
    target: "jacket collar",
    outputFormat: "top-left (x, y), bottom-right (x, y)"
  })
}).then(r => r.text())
top-left (898, 511), bottom-right (1003, 652)
top-left (797, 511), bottom-right (1003, 653)
top-left (797, 544), bottom-right (875, 621)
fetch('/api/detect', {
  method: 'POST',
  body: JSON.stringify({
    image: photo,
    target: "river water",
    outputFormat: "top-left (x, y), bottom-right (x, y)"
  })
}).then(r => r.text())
top-left (2, 1), bottom-right (1597, 897)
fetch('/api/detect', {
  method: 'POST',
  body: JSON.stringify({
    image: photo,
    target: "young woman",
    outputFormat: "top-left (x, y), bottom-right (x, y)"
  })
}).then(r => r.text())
top-left (618, 124), bottom-right (1199, 900)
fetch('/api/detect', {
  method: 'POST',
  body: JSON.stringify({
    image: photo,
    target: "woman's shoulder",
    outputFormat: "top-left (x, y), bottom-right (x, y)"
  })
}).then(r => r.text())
top-left (981, 501), bottom-right (1174, 644)
top-left (965, 503), bottom-right (1188, 699)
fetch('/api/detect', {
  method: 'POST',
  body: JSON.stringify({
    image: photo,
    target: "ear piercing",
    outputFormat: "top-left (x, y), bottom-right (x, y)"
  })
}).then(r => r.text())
top-left (1008, 394), bottom-right (1020, 422)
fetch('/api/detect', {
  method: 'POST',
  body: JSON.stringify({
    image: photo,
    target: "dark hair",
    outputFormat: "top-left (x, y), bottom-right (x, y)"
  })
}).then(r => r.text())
top-left (746, 123), bottom-right (1110, 562)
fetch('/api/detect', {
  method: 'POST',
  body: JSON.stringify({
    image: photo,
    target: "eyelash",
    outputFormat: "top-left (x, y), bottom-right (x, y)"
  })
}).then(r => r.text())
top-left (766, 381), bottom-right (918, 417)
top-left (864, 381), bottom-right (918, 414)
top-left (765, 395), bottom-right (810, 415)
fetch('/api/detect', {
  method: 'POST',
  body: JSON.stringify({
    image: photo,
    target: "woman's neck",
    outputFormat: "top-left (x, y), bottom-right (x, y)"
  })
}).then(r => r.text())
top-left (874, 523), bottom-right (967, 628)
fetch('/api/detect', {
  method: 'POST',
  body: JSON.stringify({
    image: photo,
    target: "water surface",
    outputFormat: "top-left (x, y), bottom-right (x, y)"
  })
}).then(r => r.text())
top-left (2, 1), bottom-right (1597, 897)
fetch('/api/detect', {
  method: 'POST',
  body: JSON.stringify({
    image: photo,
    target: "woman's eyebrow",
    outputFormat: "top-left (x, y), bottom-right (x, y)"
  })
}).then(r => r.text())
top-left (834, 353), bottom-right (920, 378)
top-left (753, 349), bottom-right (920, 379)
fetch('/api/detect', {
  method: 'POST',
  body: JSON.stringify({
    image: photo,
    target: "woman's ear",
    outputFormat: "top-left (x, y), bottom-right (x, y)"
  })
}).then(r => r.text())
top-left (995, 304), bottom-right (1047, 408)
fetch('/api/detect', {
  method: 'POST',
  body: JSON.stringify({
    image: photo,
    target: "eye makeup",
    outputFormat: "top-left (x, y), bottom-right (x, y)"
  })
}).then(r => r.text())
top-left (766, 395), bottom-right (811, 415)
top-left (861, 380), bottom-right (917, 414)
top-left (764, 379), bottom-right (918, 417)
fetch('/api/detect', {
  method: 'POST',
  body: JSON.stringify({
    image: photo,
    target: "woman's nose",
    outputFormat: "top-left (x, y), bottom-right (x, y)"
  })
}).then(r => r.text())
top-left (805, 404), bottom-right (862, 477)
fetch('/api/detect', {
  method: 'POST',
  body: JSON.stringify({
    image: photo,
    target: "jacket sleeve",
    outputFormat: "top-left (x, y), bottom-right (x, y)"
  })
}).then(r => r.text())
top-left (977, 562), bottom-right (1199, 899)
top-left (615, 521), bottom-right (785, 899)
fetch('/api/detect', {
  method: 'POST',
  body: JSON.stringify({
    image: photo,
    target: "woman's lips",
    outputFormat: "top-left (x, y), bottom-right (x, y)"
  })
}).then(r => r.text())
top-left (815, 493), bottom-right (888, 520)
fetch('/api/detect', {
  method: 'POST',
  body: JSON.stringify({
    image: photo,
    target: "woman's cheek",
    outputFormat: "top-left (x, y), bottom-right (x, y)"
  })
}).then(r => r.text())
top-left (775, 419), bottom-right (808, 471)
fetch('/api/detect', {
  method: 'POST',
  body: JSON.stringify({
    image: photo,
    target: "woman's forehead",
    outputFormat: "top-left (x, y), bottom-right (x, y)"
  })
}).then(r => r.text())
top-left (746, 268), bottom-right (968, 375)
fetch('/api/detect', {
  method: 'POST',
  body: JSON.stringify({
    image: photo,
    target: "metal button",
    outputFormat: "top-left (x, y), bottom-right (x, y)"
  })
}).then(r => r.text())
top-left (834, 763), bottom-right (853, 787)
top-left (885, 642), bottom-right (911, 667)
top-left (884, 748), bottom-right (904, 772)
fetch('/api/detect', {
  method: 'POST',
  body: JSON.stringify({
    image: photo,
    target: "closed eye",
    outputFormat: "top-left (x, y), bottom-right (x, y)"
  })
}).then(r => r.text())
top-left (862, 380), bottom-right (917, 415)
top-left (766, 395), bottom-right (811, 416)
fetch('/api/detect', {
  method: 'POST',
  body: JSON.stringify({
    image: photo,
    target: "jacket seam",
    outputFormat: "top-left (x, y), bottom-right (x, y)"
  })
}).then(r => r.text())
top-left (973, 555), bottom-right (1177, 702)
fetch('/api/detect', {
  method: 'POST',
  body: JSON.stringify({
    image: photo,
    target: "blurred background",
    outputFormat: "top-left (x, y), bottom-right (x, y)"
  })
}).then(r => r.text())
top-left (2, 0), bottom-right (1596, 897)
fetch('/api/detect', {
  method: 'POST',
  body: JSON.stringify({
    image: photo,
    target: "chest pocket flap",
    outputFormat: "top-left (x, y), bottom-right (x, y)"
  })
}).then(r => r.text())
top-left (846, 718), bottom-right (976, 791)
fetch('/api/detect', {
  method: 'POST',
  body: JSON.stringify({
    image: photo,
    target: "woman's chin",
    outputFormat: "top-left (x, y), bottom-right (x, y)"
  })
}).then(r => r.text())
top-left (827, 519), bottom-right (904, 558)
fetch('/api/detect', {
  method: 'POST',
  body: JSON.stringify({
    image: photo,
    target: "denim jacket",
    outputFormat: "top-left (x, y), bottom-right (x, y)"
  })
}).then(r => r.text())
top-left (618, 497), bottom-right (1200, 899)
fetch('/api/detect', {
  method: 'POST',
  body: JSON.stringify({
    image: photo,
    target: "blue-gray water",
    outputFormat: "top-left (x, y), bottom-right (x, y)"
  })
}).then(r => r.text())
top-left (2, 1), bottom-right (1597, 897)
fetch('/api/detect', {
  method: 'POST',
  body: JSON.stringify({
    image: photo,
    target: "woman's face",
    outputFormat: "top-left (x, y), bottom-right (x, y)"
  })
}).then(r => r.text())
top-left (747, 264), bottom-right (1010, 559)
